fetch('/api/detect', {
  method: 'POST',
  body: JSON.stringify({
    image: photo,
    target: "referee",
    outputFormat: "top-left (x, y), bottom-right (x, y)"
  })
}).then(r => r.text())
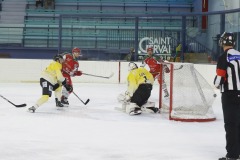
top-left (214, 32), bottom-right (240, 160)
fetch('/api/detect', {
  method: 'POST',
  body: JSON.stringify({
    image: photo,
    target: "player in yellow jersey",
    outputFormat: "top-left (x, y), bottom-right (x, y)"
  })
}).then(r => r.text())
top-left (118, 62), bottom-right (158, 115)
top-left (28, 55), bottom-right (72, 113)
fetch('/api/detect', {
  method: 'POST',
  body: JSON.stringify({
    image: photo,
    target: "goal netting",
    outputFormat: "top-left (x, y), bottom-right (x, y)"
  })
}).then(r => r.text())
top-left (159, 63), bottom-right (216, 122)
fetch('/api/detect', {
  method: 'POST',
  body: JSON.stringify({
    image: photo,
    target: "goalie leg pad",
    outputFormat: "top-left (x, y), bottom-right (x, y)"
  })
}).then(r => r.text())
top-left (142, 101), bottom-right (155, 108)
top-left (117, 93), bottom-right (126, 103)
top-left (121, 102), bottom-right (129, 111)
top-left (126, 103), bottom-right (142, 115)
top-left (126, 103), bottom-right (136, 114)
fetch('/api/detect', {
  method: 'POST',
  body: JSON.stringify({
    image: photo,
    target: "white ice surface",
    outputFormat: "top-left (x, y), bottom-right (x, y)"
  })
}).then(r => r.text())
top-left (0, 83), bottom-right (225, 160)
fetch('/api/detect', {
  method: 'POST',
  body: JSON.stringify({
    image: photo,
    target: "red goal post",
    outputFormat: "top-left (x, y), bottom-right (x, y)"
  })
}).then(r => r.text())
top-left (158, 62), bottom-right (216, 122)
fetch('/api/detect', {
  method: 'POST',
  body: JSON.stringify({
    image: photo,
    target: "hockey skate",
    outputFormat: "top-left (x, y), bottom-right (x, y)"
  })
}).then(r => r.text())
top-left (61, 96), bottom-right (69, 107)
top-left (129, 107), bottom-right (142, 116)
top-left (142, 101), bottom-right (159, 113)
top-left (126, 103), bottom-right (142, 115)
top-left (28, 106), bottom-right (36, 113)
top-left (55, 98), bottom-right (64, 107)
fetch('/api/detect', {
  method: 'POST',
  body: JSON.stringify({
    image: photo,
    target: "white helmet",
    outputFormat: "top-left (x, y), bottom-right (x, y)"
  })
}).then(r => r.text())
top-left (128, 62), bottom-right (138, 71)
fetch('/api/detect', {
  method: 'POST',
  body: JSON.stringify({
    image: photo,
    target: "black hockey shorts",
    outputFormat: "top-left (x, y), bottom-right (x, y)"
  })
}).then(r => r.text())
top-left (131, 83), bottom-right (152, 107)
top-left (40, 78), bottom-right (54, 97)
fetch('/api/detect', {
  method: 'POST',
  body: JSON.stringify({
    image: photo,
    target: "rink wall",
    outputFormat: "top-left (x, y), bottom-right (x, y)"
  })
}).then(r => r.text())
top-left (0, 59), bottom-right (216, 85)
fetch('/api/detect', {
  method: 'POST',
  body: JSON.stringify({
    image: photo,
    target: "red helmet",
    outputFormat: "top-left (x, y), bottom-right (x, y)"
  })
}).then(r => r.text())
top-left (72, 47), bottom-right (81, 53)
top-left (147, 47), bottom-right (153, 52)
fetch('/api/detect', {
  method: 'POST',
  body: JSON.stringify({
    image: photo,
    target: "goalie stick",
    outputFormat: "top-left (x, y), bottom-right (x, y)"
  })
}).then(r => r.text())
top-left (72, 92), bottom-right (90, 105)
top-left (0, 94), bottom-right (27, 108)
top-left (82, 72), bottom-right (114, 79)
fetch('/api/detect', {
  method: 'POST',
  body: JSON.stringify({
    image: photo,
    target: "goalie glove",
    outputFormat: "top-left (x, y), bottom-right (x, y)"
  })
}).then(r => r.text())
top-left (117, 92), bottom-right (132, 104)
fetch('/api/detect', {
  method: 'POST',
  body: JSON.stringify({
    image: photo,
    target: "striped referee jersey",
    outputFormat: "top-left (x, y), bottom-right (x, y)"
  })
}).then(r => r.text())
top-left (214, 48), bottom-right (240, 92)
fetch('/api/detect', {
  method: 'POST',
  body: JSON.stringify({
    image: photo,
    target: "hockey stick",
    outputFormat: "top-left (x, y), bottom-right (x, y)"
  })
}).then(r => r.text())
top-left (72, 92), bottom-right (90, 105)
top-left (82, 72), bottom-right (114, 79)
top-left (174, 65), bottom-right (183, 70)
top-left (0, 94), bottom-right (27, 107)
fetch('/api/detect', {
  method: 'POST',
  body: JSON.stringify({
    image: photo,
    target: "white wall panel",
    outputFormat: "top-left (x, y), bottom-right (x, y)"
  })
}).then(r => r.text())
top-left (0, 59), bottom-right (216, 86)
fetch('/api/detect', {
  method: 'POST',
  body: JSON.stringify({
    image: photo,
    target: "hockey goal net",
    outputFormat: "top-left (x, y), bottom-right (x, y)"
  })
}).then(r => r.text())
top-left (159, 63), bottom-right (216, 122)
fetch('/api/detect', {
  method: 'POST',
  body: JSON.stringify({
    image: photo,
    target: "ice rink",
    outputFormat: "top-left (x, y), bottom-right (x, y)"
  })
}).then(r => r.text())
top-left (0, 82), bottom-right (225, 160)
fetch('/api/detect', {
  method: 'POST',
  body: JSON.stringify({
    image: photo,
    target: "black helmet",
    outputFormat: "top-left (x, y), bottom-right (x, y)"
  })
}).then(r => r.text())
top-left (53, 54), bottom-right (63, 62)
top-left (219, 32), bottom-right (235, 47)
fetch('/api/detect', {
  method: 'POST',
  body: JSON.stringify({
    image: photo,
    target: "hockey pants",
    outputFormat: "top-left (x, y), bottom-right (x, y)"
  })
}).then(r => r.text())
top-left (131, 84), bottom-right (152, 107)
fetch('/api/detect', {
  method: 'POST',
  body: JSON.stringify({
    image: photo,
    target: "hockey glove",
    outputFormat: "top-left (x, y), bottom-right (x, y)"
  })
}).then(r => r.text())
top-left (74, 71), bottom-right (82, 76)
top-left (64, 84), bottom-right (73, 92)
top-left (215, 85), bottom-right (220, 89)
top-left (214, 75), bottom-right (224, 89)
top-left (69, 72), bottom-right (74, 77)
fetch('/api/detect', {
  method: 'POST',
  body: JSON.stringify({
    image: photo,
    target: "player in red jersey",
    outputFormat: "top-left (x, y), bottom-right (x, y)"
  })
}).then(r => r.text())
top-left (142, 47), bottom-right (170, 98)
top-left (61, 47), bottom-right (83, 106)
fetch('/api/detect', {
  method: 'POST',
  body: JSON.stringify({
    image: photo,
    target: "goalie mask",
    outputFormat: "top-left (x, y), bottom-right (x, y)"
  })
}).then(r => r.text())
top-left (128, 62), bottom-right (138, 71)
top-left (219, 32), bottom-right (235, 47)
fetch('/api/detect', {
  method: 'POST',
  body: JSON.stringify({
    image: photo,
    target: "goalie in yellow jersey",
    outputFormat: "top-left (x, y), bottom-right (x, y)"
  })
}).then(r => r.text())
top-left (28, 54), bottom-right (72, 113)
top-left (118, 62), bottom-right (159, 115)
